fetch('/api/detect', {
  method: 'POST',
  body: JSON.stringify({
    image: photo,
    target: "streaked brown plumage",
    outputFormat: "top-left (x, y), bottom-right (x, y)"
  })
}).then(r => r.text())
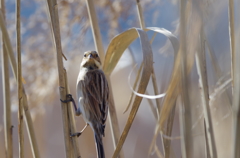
top-left (76, 50), bottom-right (109, 158)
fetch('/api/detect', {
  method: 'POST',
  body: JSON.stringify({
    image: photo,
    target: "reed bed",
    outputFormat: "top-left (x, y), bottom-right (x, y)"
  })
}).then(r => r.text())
top-left (0, 0), bottom-right (237, 158)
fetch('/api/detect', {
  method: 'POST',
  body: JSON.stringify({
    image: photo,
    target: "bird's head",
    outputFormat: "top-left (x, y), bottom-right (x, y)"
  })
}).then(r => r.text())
top-left (81, 51), bottom-right (101, 70)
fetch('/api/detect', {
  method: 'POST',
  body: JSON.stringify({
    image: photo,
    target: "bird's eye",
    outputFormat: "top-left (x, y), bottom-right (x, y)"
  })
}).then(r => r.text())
top-left (95, 54), bottom-right (98, 57)
top-left (84, 54), bottom-right (87, 57)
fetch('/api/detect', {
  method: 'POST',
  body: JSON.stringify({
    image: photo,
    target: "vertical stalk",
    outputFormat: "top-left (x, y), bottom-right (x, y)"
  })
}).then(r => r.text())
top-left (46, 0), bottom-right (72, 157)
top-left (163, 36), bottom-right (178, 158)
top-left (64, 69), bottom-right (81, 158)
top-left (106, 75), bottom-right (122, 152)
top-left (228, 0), bottom-right (235, 94)
top-left (85, 1), bottom-right (124, 157)
top-left (179, 100), bottom-right (186, 158)
top-left (179, 0), bottom-right (192, 157)
top-left (163, 105), bottom-right (176, 158)
top-left (1, 0), bottom-right (13, 157)
top-left (136, 0), bottom-right (145, 29)
top-left (232, 0), bottom-right (240, 157)
top-left (205, 36), bottom-right (232, 106)
top-left (195, 31), bottom-right (217, 158)
top-left (136, 1), bottom-right (169, 156)
top-left (204, 120), bottom-right (211, 158)
top-left (16, 0), bottom-right (24, 157)
top-left (0, 10), bottom-right (40, 158)
top-left (124, 48), bottom-right (158, 119)
top-left (136, 0), bottom-right (161, 118)
top-left (85, 0), bottom-right (105, 63)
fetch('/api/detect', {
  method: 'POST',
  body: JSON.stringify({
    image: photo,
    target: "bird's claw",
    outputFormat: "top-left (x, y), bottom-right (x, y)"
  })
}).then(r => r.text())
top-left (60, 94), bottom-right (74, 103)
top-left (70, 132), bottom-right (82, 137)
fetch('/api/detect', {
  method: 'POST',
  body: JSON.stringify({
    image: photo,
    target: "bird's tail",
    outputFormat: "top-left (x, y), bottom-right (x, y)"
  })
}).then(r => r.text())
top-left (94, 134), bottom-right (105, 158)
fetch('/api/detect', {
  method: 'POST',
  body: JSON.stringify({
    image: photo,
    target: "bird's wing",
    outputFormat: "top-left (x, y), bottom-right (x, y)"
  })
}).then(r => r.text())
top-left (82, 70), bottom-right (109, 135)
top-left (76, 71), bottom-right (84, 116)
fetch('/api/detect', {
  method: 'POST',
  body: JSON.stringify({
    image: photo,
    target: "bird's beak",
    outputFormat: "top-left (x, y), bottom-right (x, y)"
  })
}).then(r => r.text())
top-left (88, 54), bottom-right (93, 59)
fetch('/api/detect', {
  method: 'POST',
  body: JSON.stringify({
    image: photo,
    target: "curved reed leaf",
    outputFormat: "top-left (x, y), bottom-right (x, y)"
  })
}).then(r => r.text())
top-left (103, 27), bottom-right (179, 157)
top-left (103, 28), bottom-right (139, 75)
top-left (104, 28), bottom-right (153, 158)
top-left (128, 64), bottom-right (166, 99)
top-left (103, 27), bottom-right (179, 75)
top-left (145, 27), bottom-right (179, 54)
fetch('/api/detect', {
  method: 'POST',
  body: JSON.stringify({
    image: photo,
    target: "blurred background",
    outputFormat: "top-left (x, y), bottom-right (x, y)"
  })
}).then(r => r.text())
top-left (0, 0), bottom-right (232, 157)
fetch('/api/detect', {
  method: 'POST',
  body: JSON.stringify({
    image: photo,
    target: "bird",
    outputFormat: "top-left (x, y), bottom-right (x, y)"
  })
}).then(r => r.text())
top-left (62, 50), bottom-right (109, 158)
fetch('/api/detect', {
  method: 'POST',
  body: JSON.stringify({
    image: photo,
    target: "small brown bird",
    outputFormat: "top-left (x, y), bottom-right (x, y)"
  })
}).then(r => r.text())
top-left (62, 51), bottom-right (109, 158)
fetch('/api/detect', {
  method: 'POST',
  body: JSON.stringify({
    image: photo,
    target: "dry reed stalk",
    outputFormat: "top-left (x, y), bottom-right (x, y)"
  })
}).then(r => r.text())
top-left (154, 144), bottom-right (164, 158)
top-left (106, 74), bottom-right (123, 151)
top-left (179, 0), bottom-right (192, 157)
top-left (124, 34), bottom-right (158, 119)
top-left (228, 0), bottom-right (235, 93)
top-left (85, 0), bottom-right (105, 63)
top-left (145, 91), bottom-right (159, 120)
top-left (85, 1), bottom-right (124, 157)
top-left (195, 31), bottom-right (217, 158)
top-left (22, 91), bottom-right (41, 158)
top-left (133, 1), bottom-right (147, 115)
top-left (103, 27), bottom-right (175, 158)
top-left (63, 68), bottom-right (81, 158)
top-left (0, 11), bottom-right (17, 79)
top-left (1, 0), bottom-right (13, 157)
top-left (136, 5), bottom-right (164, 156)
top-left (112, 29), bottom-right (153, 158)
top-left (204, 34), bottom-right (233, 132)
top-left (151, 69), bottom-right (161, 115)
top-left (136, 1), bottom-right (161, 117)
top-left (46, 0), bottom-right (72, 157)
top-left (179, 99), bottom-right (186, 158)
top-left (123, 62), bottom-right (144, 114)
top-left (162, 33), bottom-right (179, 158)
top-left (148, 27), bottom-right (179, 156)
top-left (160, 28), bottom-right (180, 158)
top-left (204, 120), bottom-right (210, 158)
top-left (0, 10), bottom-right (40, 158)
top-left (2, 35), bottom-right (13, 158)
top-left (205, 34), bottom-right (232, 106)
top-left (163, 104), bottom-right (176, 158)
top-left (232, 1), bottom-right (240, 157)
top-left (16, 0), bottom-right (24, 157)
top-left (136, 0), bottom-right (145, 29)
top-left (125, 48), bottom-right (158, 119)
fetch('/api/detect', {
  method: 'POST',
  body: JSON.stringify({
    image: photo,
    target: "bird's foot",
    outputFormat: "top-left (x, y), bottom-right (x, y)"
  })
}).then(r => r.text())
top-left (70, 132), bottom-right (82, 137)
top-left (60, 94), bottom-right (74, 103)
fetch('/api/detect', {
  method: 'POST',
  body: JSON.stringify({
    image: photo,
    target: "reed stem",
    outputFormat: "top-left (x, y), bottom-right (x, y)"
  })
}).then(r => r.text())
top-left (1, 0), bottom-right (13, 157)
